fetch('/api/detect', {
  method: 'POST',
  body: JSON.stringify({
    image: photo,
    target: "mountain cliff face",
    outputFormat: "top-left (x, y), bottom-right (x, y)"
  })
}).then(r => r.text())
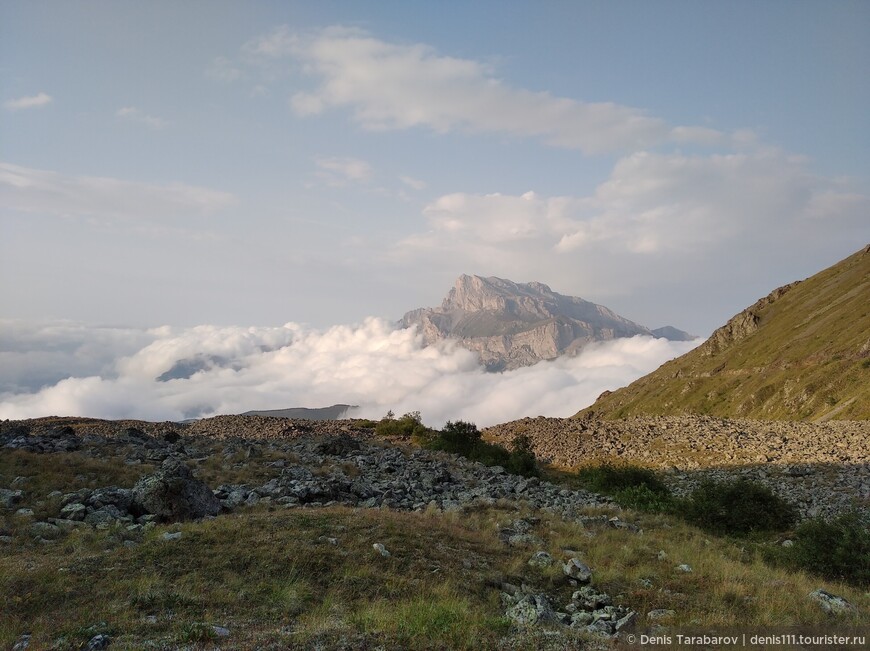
top-left (402, 275), bottom-right (692, 371)
top-left (576, 245), bottom-right (870, 421)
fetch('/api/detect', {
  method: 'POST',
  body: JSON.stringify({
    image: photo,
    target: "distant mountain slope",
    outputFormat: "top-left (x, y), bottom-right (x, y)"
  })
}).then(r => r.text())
top-left (241, 405), bottom-right (355, 420)
top-left (577, 245), bottom-right (870, 421)
top-left (402, 274), bottom-right (692, 371)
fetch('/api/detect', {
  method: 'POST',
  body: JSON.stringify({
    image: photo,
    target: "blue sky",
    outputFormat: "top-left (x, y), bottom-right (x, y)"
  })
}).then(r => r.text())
top-left (3, 0), bottom-right (868, 332)
top-left (1, 2), bottom-right (869, 421)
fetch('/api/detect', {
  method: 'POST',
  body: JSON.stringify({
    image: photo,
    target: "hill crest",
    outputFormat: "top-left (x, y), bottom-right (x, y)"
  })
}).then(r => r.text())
top-left (577, 245), bottom-right (870, 421)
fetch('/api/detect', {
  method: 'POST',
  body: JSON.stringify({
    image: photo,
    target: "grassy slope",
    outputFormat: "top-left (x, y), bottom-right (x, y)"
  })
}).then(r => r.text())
top-left (3, 448), bottom-right (869, 649)
top-left (577, 246), bottom-right (870, 421)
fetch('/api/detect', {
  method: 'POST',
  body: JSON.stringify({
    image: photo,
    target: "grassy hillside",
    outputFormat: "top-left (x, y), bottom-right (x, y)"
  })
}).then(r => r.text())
top-left (3, 445), bottom-right (867, 649)
top-left (577, 245), bottom-right (870, 421)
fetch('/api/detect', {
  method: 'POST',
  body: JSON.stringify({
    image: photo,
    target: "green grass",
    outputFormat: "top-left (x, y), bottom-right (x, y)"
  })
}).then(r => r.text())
top-left (578, 246), bottom-right (870, 421)
top-left (3, 438), bottom-right (869, 648)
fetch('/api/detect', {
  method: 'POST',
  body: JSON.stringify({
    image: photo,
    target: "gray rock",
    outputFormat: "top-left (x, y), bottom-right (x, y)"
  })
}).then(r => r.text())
top-left (570, 611), bottom-right (594, 627)
top-left (675, 563), bottom-right (693, 573)
top-left (85, 633), bottom-right (111, 650)
top-left (132, 459), bottom-right (220, 522)
top-left (563, 558), bottom-right (592, 583)
top-left (11, 634), bottom-right (31, 651)
top-left (808, 589), bottom-right (855, 615)
top-left (506, 594), bottom-right (555, 627)
top-left (60, 502), bottom-right (87, 521)
top-left (571, 586), bottom-right (610, 610)
top-left (88, 487), bottom-right (133, 512)
top-left (647, 609), bottom-right (676, 621)
top-left (85, 505), bottom-right (124, 526)
top-left (162, 531), bottom-right (183, 541)
top-left (615, 610), bottom-right (638, 631)
top-left (30, 521), bottom-right (61, 538)
top-left (0, 488), bottom-right (24, 509)
top-left (212, 625), bottom-right (230, 637)
top-left (528, 551), bottom-right (555, 568)
top-left (372, 543), bottom-right (390, 557)
top-left (15, 508), bottom-right (34, 517)
top-left (586, 618), bottom-right (615, 636)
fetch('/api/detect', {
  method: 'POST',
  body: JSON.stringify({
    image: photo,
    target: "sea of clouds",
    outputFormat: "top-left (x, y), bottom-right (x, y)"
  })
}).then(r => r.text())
top-left (0, 318), bottom-right (700, 427)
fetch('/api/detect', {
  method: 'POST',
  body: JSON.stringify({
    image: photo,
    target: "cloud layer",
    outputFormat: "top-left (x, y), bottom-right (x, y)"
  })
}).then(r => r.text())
top-left (0, 319), bottom-right (698, 426)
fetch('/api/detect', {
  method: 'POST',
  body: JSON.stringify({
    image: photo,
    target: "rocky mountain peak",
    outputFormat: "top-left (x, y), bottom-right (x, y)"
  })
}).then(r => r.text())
top-left (403, 274), bottom-right (692, 371)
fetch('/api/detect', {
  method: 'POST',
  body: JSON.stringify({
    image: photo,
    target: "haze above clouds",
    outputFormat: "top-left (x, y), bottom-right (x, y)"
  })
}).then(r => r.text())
top-left (1, 2), bottom-right (867, 422)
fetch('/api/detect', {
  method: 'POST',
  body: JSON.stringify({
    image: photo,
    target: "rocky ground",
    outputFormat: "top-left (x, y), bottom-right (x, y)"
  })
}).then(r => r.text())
top-left (484, 415), bottom-right (870, 520)
top-left (1, 416), bottom-right (612, 520)
top-left (2, 415), bottom-right (867, 649)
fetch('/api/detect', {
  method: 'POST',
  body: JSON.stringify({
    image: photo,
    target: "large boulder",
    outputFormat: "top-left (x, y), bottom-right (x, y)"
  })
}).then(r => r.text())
top-left (132, 459), bottom-right (220, 522)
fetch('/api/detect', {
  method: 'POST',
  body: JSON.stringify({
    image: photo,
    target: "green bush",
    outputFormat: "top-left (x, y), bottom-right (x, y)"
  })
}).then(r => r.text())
top-left (575, 463), bottom-right (673, 512)
top-left (375, 411), bottom-right (433, 441)
top-left (577, 463), bottom-right (670, 496)
top-left (679, 479), bottom-right (797, 536)
top-left (505, 434), bottom-right (538, 477)
top-left (788, 511), bottom-right (870, 586)
top-left (424, 421), bottom-right (539, 477)
top-left (614, 484), bottom-right (675, 513)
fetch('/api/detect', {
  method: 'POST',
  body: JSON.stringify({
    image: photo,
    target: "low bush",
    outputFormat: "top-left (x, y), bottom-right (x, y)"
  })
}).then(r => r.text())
top-left (575, 462), bottom-right (673, 512)
top-left (425, 421), bottom-right (539, 477)
top-left (576, 462), bottom-right (670, 495)
top-left (788, 511), bottom-right (870, 586)
top-left (614, 484), bottom-right (675, 513)
top-left (678, 479), bottom-right (797, 536)
top-left (375, 411), bottom-right (433, 441)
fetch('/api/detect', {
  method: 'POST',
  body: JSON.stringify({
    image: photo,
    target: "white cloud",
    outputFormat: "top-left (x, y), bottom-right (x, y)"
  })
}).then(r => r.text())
top-left (3, 92), bottom-right (53, 111)
top-left (393, 150), bottom-right (870, 300)
top-left (0, 161), bottom-right (238, 226)
top-left (237, 25), bottom-right (725, 154)
top-left (243, 25), bottom-right (297, 59)
top-left (116, 106), bottom-right (169, 130)
top-left (315, 156), bottom-right (374, 183)
top-left (0, 319), bottom-right (698, 426)
top-left (399, 175), bottom-right (426, 190)
top-left (206, 56), bottom-right (242, 82)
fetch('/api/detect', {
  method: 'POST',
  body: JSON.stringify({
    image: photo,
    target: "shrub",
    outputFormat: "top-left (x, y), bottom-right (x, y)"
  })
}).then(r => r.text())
top-left (614, 484), bottom-right (675, 513)
top-left (432, 420), bottom-right (482, 456)
top-left (424, 421), bottom-right (538, 477)
top-left (575, 462), bottom-right (672, 512)
top-left (505, 434), bottom-right (539, 477)
top-left (788, 511), bottom-right (870, 586)
top-left (679, 479), bottom-right (797, 536)
top-left (375, 411), bottom-right (433, 441)
top-left (577, 463), bottom-right (670, 496)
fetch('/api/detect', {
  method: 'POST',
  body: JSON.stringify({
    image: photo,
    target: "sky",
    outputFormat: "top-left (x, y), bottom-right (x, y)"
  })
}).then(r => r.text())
top-left (1, 1), bottom-right (868, 424)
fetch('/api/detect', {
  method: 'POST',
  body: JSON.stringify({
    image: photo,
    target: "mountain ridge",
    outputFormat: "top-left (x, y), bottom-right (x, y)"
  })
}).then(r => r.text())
top-left (576, 245), bottom-right (870, 421)
top-left (402, 274), bottom-right (692, 371)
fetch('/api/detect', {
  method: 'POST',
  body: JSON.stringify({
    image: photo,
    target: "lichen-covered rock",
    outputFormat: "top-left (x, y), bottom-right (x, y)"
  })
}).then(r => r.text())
top-left (506, 594), bottom-right (555, 627)
top-left (809, 589), bottom-right (855, 615)
top-left (563, 558), bottom-right (592, 583)
top-left (132, 459), bottom-right (220, 522)
top-left (528, 551), bottom-right (554, 568)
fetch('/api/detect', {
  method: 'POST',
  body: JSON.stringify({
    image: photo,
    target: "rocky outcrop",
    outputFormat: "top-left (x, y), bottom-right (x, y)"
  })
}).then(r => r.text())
top-left (701, 282), bottom-right (800, 356)
top-left (132, 459), bottom-right (221, 521)
top-left (402, 274), bottom-right (691, 371)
